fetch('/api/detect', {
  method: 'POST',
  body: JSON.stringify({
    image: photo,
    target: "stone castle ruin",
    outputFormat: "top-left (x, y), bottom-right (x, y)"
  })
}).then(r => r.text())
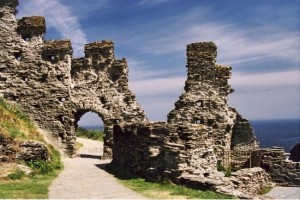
top-left (1, 0), bottom-right (299, 197)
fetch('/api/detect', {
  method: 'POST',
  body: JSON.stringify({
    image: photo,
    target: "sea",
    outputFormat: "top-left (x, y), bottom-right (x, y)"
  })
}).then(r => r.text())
top-left (82, 119), bottom-right (300, 153)
top-left (250, 119), bottom-right (300, 152)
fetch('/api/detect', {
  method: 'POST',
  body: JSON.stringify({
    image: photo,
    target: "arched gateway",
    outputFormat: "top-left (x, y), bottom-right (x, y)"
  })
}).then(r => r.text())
top-left (2, 1), bottom-right (300, 196)
top-left (0, 1), bottom-right (147, 158)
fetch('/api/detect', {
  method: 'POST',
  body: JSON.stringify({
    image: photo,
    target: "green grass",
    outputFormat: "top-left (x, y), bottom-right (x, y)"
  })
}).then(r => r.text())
top-left (76, 127), bottom-right (104, 141)
top-left (0, 97), bottom-right (44, 142)
top-left (0, 97), bottom-right (31, 126)
top-left (258, 187), bottom-right (272, 195)
top-left (106, 164), bottom-right (233, 199)
top-left (0, 173), bottom-right (59, 199)
top-left (0, 97), bottom-right (63, 199)
top-left (0, 146), bottom-right (63, 199)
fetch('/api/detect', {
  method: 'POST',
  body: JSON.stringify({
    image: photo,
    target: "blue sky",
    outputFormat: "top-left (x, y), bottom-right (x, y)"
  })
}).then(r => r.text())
top-left (17, 0), bottom-right (300, 125)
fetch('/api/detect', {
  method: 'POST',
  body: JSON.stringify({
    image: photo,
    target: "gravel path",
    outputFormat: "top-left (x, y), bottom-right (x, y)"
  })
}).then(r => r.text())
top-left (265, 186), bottom-right (300, 199)
top-left (49, 138), bottom-right (146, 199)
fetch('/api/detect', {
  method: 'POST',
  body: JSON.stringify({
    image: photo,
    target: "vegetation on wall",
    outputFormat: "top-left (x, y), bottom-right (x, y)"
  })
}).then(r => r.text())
top-left (0, 97), bottom-right (63, 198)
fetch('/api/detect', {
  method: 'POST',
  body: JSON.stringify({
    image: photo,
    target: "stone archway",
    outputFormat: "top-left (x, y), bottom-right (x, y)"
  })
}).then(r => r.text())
top-left (73, 109), bottom-right (113, 159)
top-left (0, 1), bottom-right (148, 158)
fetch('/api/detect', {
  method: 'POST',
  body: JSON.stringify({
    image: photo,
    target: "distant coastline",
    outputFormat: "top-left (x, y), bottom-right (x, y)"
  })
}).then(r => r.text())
top-left (251, 119), bottom-right (300, 152)
top-left (80, 119), bottom-right (300, 152)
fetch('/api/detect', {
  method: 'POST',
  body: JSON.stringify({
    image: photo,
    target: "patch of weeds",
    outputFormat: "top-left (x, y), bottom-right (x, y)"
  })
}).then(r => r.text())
top-left (105, 163), bottom-right (233, 199)
top-left (0, 145), bottom-right (63, 199)
top-left (1, 122), bottom-right (26, 139)
top-left (7, 169), bottom-right (25, 180)
top-left (258, 186), bottom-right (272, 195)
top-left (0, 97), bottom-right (31, 125)
top-left (217, 160), bottom-right (232, 177)
top-left (217, 160), bottom-right (226, 171)
top-left (27, 160), bottom-right (54, 175)
top-left (27, 145), bottom-right (63, 175)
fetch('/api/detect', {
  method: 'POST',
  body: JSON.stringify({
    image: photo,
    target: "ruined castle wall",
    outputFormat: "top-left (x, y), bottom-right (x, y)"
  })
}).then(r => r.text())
top-left (0, 1), bottom-right (147, 157)
top-left (113, 122), bottom-right (274, 198)
top-left (70, 41), bottom-right (148, 158)
top-left (167, 42), bottom-right (258, 166)
top-left (253, 147), bottom-right (300, 186)
top-left (112, 42), bottom-right (270, 198)
top-left (0, 1), bottom-right (73, 152)
top-left (1, 1), bottom-right (278, 197)
top-left (112, 122), bottom-right (217, 182)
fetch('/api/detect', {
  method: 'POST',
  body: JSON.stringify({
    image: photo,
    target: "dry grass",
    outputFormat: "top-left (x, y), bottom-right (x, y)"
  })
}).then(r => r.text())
top-left (0, 163), bottom-right (18, 179)
top-left (0, 97), bottom-right (44, 142)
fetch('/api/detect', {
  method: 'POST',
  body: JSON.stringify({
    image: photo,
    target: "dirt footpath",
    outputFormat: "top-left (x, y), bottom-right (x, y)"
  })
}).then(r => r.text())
top-left (49, 138), bottom-right (146, 199)
top-left (265, 186), bottom-right (300, 199)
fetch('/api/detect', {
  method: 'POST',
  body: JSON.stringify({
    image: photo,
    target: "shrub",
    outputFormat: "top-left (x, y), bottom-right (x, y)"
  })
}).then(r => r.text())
top-left (8, 169), bottom-right (26, 180)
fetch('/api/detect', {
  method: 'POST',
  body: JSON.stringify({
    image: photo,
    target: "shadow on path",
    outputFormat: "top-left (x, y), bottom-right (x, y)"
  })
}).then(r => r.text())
top-left (79, 154), bottom-right (102, 159)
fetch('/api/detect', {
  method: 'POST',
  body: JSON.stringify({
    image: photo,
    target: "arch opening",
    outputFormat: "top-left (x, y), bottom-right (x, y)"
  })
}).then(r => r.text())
top-left (75, 111), bottom-right (105, 158)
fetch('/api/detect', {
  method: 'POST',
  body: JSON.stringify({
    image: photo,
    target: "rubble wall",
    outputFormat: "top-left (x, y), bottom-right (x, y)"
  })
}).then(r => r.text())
top-left (1, 1), bottom-right (285, 197)
top-left (253, 147), bottom-right (300, 186)
top-left (0, 1), bottom-right (147, 158)
top-left (167, 42), bottom-right (258, 166)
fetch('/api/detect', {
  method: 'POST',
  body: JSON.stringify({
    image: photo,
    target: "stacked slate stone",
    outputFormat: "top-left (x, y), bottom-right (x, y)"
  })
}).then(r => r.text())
top-left (168, 42), bottom-right (258, 167)
top-left (113, 42), bottom-right (272, 198)
top-left (0, 134), bottom-right (49, 162)
top-left (0, 1), bottom-right (148, 158)
top-left (256, 147), bottom-right (300, 186)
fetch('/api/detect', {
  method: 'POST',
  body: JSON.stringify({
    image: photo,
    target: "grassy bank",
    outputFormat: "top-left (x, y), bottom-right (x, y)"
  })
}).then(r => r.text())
top-left (106, 164), bottom-right (233, 199)
top-left (0, 147), bottom-right (62, 199)
top-left (76, 127), bottom-right (104, 141)
top-left (0, 97), bottom-right (63, 198)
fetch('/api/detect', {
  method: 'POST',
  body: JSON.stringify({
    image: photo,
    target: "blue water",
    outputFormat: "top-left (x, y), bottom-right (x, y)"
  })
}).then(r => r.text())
top-left (82, 119), bottom-right (300, 152)
top-left (251, 119), bottom-right (300, 152)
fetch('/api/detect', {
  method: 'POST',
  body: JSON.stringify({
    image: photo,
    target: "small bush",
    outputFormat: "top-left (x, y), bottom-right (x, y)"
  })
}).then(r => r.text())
top-left (216, 160), bottom-right (232, 177)
top-left (217, 160), bottom-right (226, 171)
top-left (8, 169), bottom-right (26, 180)
top-left (224, 166), bottom-right (232, 177)
top-left (258, 187), bottom-right (272, 195)
top-left (26, 145), bottom-right (62, 175)
top-left (27, 160), bottom-right (53, 175)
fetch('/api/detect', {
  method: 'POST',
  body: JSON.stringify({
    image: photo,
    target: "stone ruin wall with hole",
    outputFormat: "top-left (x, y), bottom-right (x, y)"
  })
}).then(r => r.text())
top-left (1, 0), bottom-right (299, 197)
top-left (0, 0), bottom-right (148, 159)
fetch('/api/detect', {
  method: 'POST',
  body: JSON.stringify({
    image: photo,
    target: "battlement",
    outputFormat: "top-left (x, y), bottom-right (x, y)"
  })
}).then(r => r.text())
top-left (0, 0), bottom-right (18, 8)
top-left (187, 42), bottom-right (217, 62)
top-left (17, 16), bottom-right (46, 39)
top-left (0, 2), bottom-right (286, 196)
top-left (42, 40), bottom-right (72, 62)
top-left (84, 41), bottom-right (114, 59)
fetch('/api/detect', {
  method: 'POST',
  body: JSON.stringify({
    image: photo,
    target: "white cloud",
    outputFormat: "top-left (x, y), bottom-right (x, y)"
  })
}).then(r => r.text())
top-left (129, 76), bottom-right (185, 96)
top-left (119, 7), bottom-right (299, 71)
top-left (129, 70), bottom-right (300, 97)
top-left (140, 21), bottom-right (300, 66)
top-left (231, 70), bottom-right (300, 87)
top-left (18, 0), bottom-right (88, 57)
top-left (127, 58), bottom-right (183, 81)
top-left (229, 85), bottom-right (300, 120)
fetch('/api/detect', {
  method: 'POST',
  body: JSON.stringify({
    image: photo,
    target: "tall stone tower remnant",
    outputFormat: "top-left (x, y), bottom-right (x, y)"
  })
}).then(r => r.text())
top-left (5, 0), bottom-right (298, 197)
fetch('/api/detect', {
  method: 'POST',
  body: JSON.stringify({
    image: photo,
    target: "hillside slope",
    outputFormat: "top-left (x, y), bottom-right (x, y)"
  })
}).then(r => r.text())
top-left (0, 97), bottom-right (62, 198)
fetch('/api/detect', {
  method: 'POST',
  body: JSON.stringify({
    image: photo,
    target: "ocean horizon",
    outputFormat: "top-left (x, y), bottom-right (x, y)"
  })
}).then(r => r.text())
top-left (81, 119), bottom-right (300, 153)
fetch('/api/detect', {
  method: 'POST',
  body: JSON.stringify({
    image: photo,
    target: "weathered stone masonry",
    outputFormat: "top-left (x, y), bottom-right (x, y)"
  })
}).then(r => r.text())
top-left (0, 0), bottom-right (148, 158)
top-left (1, 0), bottom-right (299, 197)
